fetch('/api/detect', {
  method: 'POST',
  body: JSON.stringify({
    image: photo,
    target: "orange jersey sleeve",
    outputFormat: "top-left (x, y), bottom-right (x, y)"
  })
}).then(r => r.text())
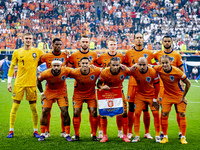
top-left (96, 52), bottom-right (124, 67)
top-left (70, 67), bottom-right (101, 99)
top-left (124, 47), bottom-right (156, 86)
top-left (153, 65), bottom-right (186, 98)
top-left (130, 67), bottom-right (159, 97)
top-left (38, 67), bottom-right (73, 99)
top-left (69, 50), bottom-right (97, 68)
top-left (40, 51), bottom-right (68, 68)
top-left (154, 50), bottom-right (183, 67)
top-left (99, 67), bottom-right (129, 87)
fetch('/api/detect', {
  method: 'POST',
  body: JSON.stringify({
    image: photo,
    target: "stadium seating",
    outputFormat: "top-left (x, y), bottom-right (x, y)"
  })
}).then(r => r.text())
top-left (0, 0), bottom-right (199, 51)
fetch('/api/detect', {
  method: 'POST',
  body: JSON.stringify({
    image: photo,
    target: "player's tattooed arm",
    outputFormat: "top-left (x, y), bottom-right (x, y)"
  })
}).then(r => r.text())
top-left (180, 78), bottom-right (191, 104)
top-left (97, 80), bottom-right (110, 90)
top-left (37, 79), bottom-right (47, 102)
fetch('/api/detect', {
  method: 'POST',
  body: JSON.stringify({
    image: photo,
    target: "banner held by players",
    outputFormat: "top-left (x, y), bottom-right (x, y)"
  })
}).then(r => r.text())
top-left (97, 88), bottom-right (123, 117)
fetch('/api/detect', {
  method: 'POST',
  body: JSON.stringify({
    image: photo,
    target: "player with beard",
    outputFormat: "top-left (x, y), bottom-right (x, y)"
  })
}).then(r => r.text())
top-left (69, 35), bottom-right (97, 138)
top-left (124, 33), bottom-right (157, 139)
top-left (154, 35), bottom-right (185, 139)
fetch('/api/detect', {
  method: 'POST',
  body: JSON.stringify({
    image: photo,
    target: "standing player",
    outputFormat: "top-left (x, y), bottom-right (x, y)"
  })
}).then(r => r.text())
top-left (37, 59), bottom-right (73, 141)
top-left (154, 35), bottom-right (185, 139)
top-left (69, 35), bottom-right (97, 137)
top-left (69, 57), bottom-right (100, 141)
top-left (124, 32), bottom-right (157, 139)
top-left (95, 38), bottom-right (124, 138)
top-left (7, 32), bottom-right (44, 138)
top-left (153, 55), bottom-right (191, 144)
top-left (38, 38), bottom-right (69, 138)
top-left (129, 57), bottom-right (160, 142)
top-left (97, 57), bottom-right (135, 143)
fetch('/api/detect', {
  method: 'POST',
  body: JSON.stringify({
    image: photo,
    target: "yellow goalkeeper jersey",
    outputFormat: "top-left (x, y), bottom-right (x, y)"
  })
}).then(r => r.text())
top-left (8, 47), bottom-right (44, 87)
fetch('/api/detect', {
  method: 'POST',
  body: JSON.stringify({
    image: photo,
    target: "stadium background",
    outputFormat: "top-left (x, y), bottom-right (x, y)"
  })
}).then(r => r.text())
top-left (0, 0), bottom-right (200, 149)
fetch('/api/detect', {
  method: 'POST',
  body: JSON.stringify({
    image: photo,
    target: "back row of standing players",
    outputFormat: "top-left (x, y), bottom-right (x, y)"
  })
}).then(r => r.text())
top-left (6, 32), bottom-right (190, 144)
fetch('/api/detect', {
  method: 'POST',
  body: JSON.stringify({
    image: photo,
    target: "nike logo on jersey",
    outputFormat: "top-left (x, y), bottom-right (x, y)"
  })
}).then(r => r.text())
top-left (20, 56), bottom-right (24, 58)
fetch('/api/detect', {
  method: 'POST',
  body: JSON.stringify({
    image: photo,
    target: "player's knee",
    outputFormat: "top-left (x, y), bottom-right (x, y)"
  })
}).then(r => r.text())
top-left (91, 110), bottom-right (97, 117)
top-left (162, 112), bottom-right (169, 117)
top-left (179, 112), bottom-right (185, 117)
top-left (74, 109), bottom-right (81, 117)
top-left (42, 108), bottom-right (50, 117)
top-left (134, 111), bottom-right (141, 117)
top-left (122, 111), bottom-right (127, 118)
top-left (62, 110), bottom-right (69, 118)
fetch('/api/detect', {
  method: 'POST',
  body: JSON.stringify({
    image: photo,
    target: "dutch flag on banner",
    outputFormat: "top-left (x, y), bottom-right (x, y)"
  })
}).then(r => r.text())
top-left (97, 88), bottom-right (123, 117)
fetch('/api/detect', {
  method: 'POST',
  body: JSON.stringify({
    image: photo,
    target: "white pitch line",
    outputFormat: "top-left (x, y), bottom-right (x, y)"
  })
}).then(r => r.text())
top-left (192, 85), bottom-right (200, 88)
top-left (187, 102), bottom-right (200, 103)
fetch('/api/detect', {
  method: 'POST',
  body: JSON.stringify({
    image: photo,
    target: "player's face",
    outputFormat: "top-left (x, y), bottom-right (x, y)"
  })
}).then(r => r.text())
top-left (134, 33), bottom-right (143, 46)
top-left (108, 41), bottom-right (117, 52)
top-left (138, 61), bottom-right (147, 73)
top-left (24, 35), bottom-right (33, 46)
top-left (81, 38), bottom-right (90, 50)
top-left (52, 63), bottom-right (61, 74)
top-left (80, 59), bottom-right (90, 72)
top-left (110, 60), bottom-right (120, 74)
top-left (163, 38), bottom-right (172, 49)
top-left (161, 58), bottom-right (171, 71)
top-left (53, 41), bottom-right (62, 52)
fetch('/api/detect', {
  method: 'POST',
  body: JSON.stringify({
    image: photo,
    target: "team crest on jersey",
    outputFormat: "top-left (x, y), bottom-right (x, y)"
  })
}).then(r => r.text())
top-left (61, 75), bottom-right (66, 80)
top-left (13, 93), bottom-right (15, 97)
top-left (120, 75), bottom-right (124, 80)
top-left (41, 101), bottom-right (44, 106)
top-left (170, 76), bottom-right (174, 81)
top-left (73, 101), bottom-right (75, 106)
top-left (89, 56), bottom-right (93, 61)
top-left (32, 53), bottom-right (37, 58)
top-left (127, 95), bottom-right (130, 100)
top-left (170, 57), bottom-right (174, 62)
top-left (143, 53), bottom-right (148, 58)
top-left (60, 57), bottom-right (65, 63)
top-left (90, 75), bottom-right (95, 80)
top-left (146, 77), bottom-right (151, 83)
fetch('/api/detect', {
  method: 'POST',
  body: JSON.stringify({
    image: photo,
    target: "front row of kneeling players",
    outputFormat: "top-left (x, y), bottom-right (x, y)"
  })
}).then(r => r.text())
top-left (37, 55), bottom-right (190, 144)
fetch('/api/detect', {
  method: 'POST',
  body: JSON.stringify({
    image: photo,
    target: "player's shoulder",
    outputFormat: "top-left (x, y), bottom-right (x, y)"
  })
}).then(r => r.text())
top-left (101, 67), bottom-right (109, 74)
top-left (116, 52), bottom-right (124, 57)
top-left (125, 49), bottom-right (133, 54)
top-left (172, 50), bottom-right (181, 56)
top-left (154, 50), bottom-right (163, 55)
top-left (41, 68), bottom-right (51, 76)
top-left (153, 65), bottom-right (162, 71)
top-left (143, 48), bottom-right (153, 54)
top-left (148, 66), bottom-right (157, 74)
top-left (172, 65), bottom-right (182, 73)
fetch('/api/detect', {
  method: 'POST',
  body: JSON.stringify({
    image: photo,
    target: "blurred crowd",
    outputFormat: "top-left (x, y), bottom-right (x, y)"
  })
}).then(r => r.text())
top-left (0, 0), bottom-right (199, 51)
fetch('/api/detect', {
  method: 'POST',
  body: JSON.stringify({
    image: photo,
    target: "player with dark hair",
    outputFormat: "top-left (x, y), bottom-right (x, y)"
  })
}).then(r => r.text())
top-left (7, 32), bottom-right (44, 138)
top-left (38, 38), bottom-right (69, 138)
top-left (153, 55), bottom-right (191, 144)
top-left (124, 32), bottom-right (157, 139)
top-left (37, 59), bottom-right (73, 141)
top-left (154, 35), bottom-right (185, 139)
top-left (69, 57), bottom-right (101, 141)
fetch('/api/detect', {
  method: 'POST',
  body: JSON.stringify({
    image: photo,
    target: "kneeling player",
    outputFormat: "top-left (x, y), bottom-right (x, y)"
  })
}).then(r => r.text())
top-left (37, 59), bottom-right (73, 141)
top-left (97, 57), bottom-right (135, 143)
top-left (69, 57), bottom-right (101, 141)
top-left (153, 55), bottom-right (191, 144)
top-left (130, 57), bottom-right (160, 142)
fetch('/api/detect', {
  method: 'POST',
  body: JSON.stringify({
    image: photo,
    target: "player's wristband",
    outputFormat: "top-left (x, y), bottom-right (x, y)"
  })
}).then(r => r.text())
top-left (153, 98), bottom-right (157, 102)
top-left (8, 76), bottom-right (12, 84)
top-left (41, 92), bottom-right (44, 95)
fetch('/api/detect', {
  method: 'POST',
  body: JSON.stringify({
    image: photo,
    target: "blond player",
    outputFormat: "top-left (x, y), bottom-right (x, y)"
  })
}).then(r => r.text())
top-left (7, 32), bottom-right (44, 138)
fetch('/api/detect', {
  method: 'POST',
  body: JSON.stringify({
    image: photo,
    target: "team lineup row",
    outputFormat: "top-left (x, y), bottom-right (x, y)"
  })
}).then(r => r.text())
top-left (6, 33), bottom-right (190, 144)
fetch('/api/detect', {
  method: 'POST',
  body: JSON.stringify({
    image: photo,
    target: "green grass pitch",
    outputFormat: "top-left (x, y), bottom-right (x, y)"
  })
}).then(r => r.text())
top-left (0, 79), bottom-right (199, 150)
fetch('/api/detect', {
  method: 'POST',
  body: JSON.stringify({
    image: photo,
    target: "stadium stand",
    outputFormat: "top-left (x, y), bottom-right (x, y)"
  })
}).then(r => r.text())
top-left (0, 0), bottom-right (199, 52)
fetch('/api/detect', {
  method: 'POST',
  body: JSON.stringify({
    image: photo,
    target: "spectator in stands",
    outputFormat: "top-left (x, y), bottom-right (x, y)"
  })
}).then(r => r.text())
top-left (192, 66), bottom-right (198, 79)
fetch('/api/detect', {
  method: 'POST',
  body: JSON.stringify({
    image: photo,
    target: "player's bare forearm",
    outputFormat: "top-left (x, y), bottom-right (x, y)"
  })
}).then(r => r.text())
top-left (97, 80), bottom-right (103, 89)
top-left (182, 78), bottom-right (191, 98)
top-left (37, 79), bottom-right (43, 93)
top-left (154, 82), bottom-right (160, 99)
top-left (179, 66), bottom-right (185, 73)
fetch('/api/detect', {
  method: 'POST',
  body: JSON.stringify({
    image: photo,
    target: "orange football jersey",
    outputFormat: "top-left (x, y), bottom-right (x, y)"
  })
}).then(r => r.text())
top-left (38, 67), bottom-right (73, 99)
top-left (153, 65), bottom-right (187, 98)
top-left (96, 52), bottom-right (124, 67)
top-left (129, 67), bottom-right (159, 97)
top-left (70, 67), bottom-right (101, 99)
top-left (124, 47), bottom-right (156, 86)
top-left (69, 50), bottom-right (97, 68)
top-left (154, 49), bottom-right (183, 87)
top-left (40, 51), bottom-right (68, 68)
top-left (99, 67), bottom-right (130, 87)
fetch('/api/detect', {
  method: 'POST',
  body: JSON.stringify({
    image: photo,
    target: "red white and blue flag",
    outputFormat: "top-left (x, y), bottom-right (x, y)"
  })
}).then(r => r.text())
top-left (97, 88), bottom-right (123, 117)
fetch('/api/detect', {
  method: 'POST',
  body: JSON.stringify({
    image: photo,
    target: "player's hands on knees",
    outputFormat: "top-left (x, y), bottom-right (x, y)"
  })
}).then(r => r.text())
top-left (41, 94), bottom-right (47, 102)
top-left (101, 85), bottom-right (110, 90)
top-left (130, 64), bottom-right (137, 72)
top-left (180, 97), bottom-right (187, 104)
top-left (120, 64), bottom-right (127, 71)
top-left (152, 101), bottom-right (159, 110)
top-left (7, 83), bottom-right (12, 92)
